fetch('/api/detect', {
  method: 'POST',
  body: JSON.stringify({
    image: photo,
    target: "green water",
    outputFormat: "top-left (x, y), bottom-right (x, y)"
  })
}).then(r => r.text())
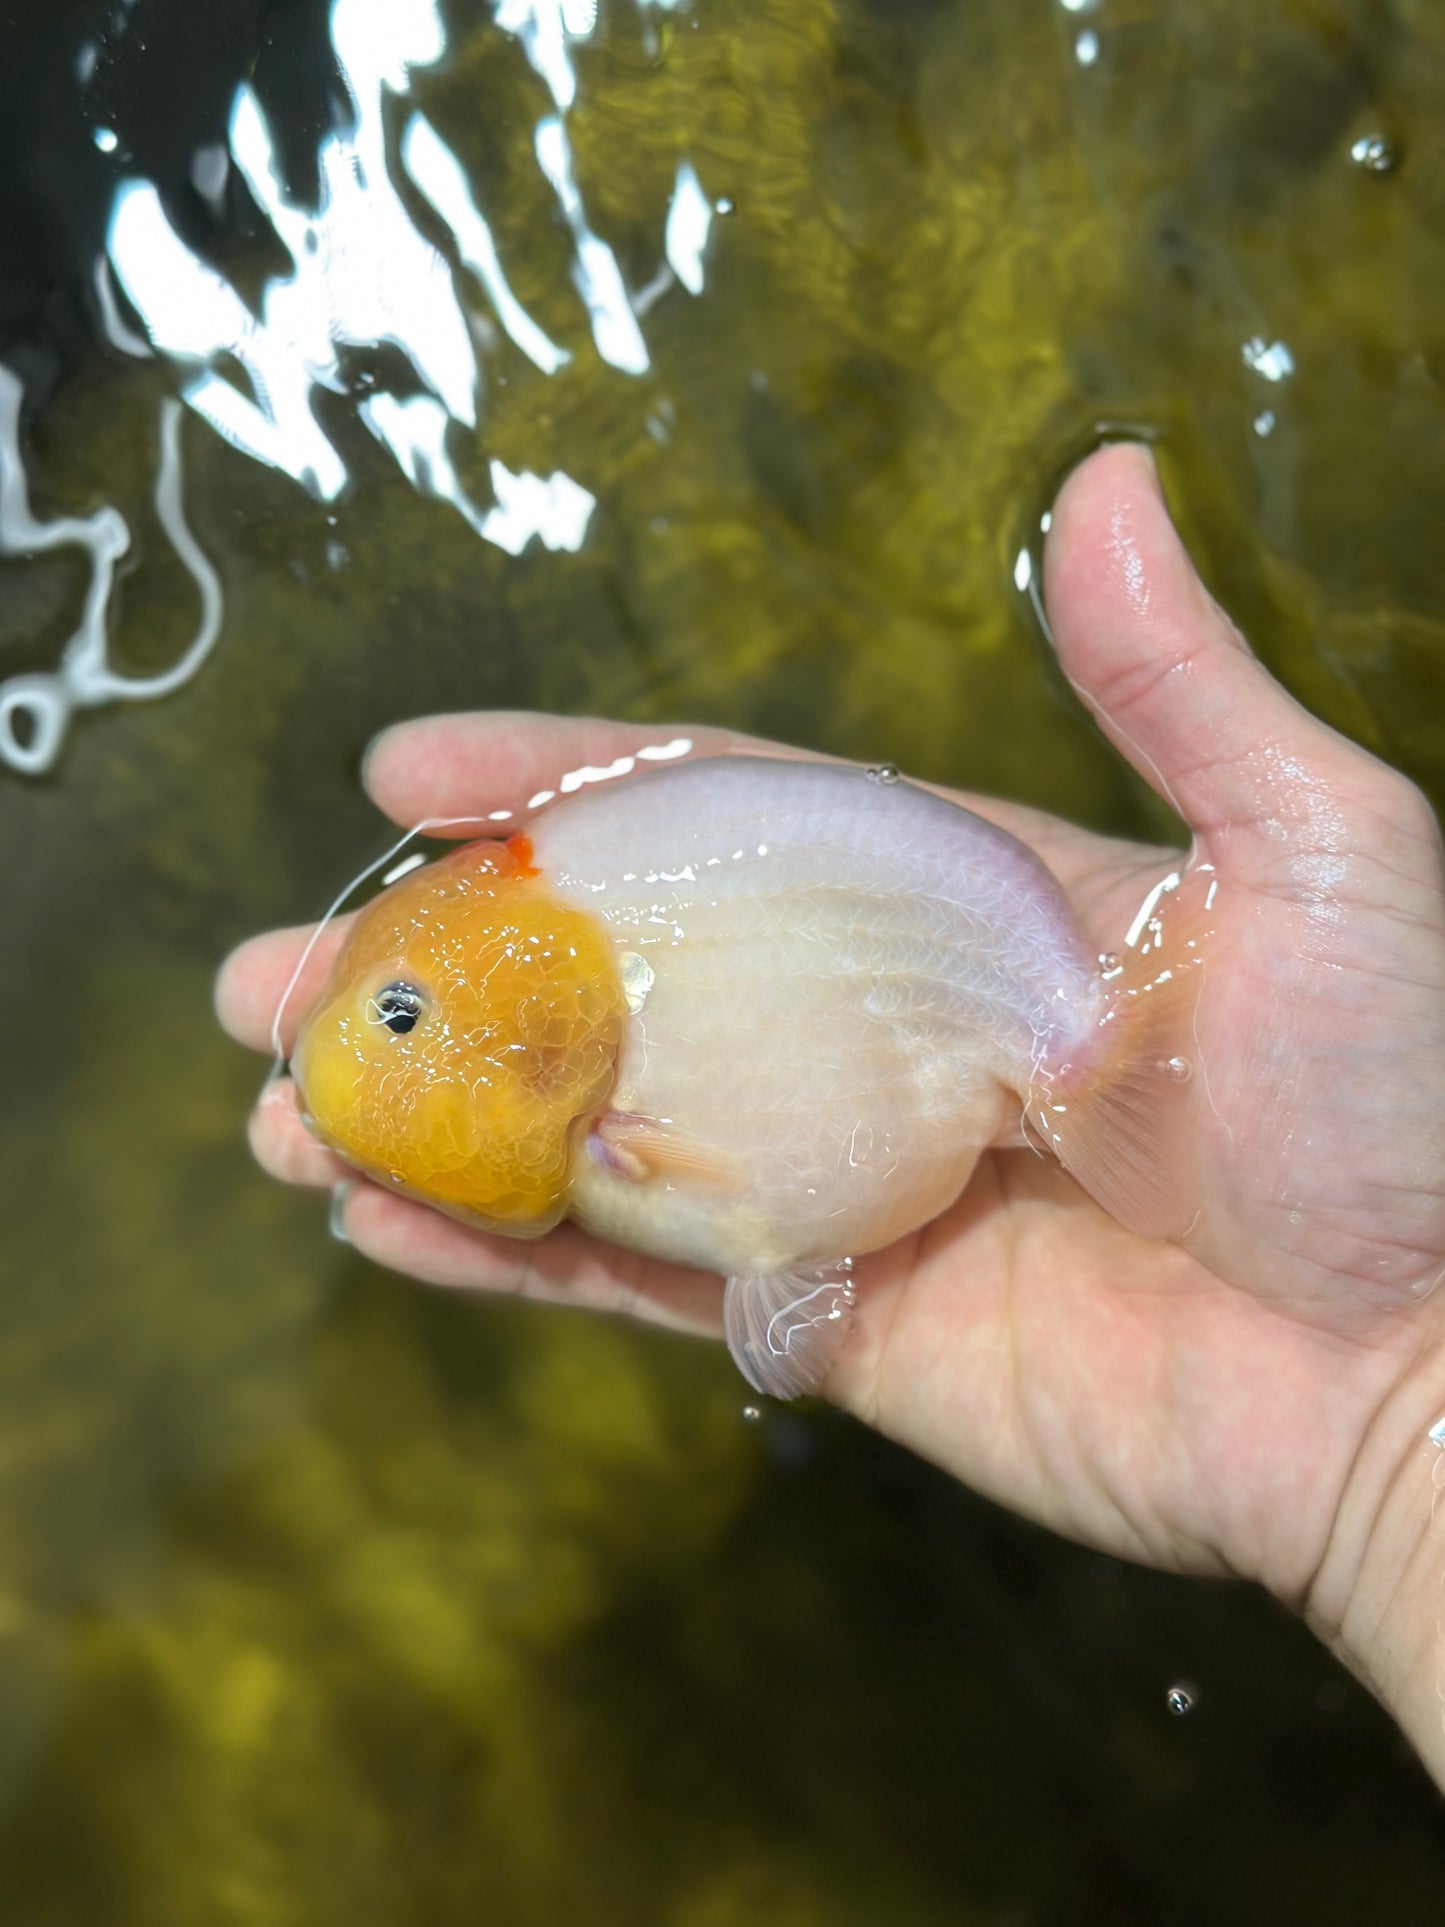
top-left (3, 0), bottom-right (1445, 1919)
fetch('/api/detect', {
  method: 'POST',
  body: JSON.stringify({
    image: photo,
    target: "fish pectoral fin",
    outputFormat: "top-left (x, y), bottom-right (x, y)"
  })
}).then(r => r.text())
top-left (723, 1263), bottom-right (857, 1402)
top-left (591, 1111), bottom-right (746, 1193)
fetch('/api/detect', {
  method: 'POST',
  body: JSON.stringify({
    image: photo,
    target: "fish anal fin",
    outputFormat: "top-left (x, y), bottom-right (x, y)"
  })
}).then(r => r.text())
top-left (591, 1111), bottom-right (746, 1194)
top-left (723, 1263), bottom-right (857, 1401)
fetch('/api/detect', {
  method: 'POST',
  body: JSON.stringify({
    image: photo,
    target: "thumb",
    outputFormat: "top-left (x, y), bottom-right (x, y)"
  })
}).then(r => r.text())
top-left (1042, 443), bottom-right (1357, 879)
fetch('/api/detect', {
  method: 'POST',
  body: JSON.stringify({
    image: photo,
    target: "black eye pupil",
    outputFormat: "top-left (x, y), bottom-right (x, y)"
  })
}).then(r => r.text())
top-left (375, 982), bottom-right (424, 1035)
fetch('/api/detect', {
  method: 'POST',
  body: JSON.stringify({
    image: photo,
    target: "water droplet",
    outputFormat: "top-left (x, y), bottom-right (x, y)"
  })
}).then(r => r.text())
top-left (1165, 1683), bottom-right (1196, 1716)
top-left (1241, 336), bottom-right (1294, 382)
top-left (1350, 133), bottom-right (1397, 174)
top-left (865, 763), bottom-right (900, 785)
top-left (741, 1404), bottom-right (762, 1423)
top-left (836, 1255), bottom-right (855, 1275)
top-left (1157, 1055), bottom-right (1193, 1082)
top-left (1098, 951), bottom-right (1120, 972)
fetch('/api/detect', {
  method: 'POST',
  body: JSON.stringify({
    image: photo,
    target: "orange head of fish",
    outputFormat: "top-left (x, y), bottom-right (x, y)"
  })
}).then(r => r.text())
top-left (292, 836), bottom-right (626, 1233)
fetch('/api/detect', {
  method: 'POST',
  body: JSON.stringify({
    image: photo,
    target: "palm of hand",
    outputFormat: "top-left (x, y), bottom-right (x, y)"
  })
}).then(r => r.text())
top-left (217, 445), bottom-right (1445, 1612)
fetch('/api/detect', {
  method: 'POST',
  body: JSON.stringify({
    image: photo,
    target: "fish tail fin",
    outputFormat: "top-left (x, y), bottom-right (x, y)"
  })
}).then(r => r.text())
top-left (1027, 863), bottom-right (1217, 1242)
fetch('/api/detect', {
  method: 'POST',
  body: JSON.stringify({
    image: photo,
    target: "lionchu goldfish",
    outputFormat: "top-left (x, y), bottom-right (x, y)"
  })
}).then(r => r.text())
top-left (291, 756), bottom-right (1206, 1398)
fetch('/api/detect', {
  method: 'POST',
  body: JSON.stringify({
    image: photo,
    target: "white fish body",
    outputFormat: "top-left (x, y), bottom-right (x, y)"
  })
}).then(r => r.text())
top-left (525, 756), bottom-right (1195, 1396)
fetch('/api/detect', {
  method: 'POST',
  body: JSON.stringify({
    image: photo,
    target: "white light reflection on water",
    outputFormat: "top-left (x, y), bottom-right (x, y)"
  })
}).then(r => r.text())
top-left (359, 392), bottom-right (594, 554)
top-left (495, 0), bottom-right (588, 111)
top-left (665, 161), bottom-right (714, 295)
top-left (92, 257), bottom-right (153, 359)
top-left (401, 116), bottom-right (569, 375)
top-left (1241, 336), bottom-right (1295, 382)
top-left (536, 116), bottom-right (652, 373)
top-left (6, 0), bottom-right (713, 771)
top-left (500, 2), bottom-right (703, 368)
top-left (107, 0), bottom-right (478, 500)
top-left (99, 0), bottom-right (677, 498)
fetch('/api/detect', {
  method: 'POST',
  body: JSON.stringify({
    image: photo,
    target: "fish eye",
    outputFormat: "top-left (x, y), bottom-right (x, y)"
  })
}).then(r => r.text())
top-left (370, 981), bottom-right (425, 1035)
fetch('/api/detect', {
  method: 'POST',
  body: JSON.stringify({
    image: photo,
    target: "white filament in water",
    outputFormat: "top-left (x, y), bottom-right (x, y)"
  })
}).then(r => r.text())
top-left (0, 370), bottom-right (222, 774)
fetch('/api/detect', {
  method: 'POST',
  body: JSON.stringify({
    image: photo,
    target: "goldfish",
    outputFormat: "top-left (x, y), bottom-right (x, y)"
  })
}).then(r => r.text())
top-left (292, 755), bottom-right (1205, 1399)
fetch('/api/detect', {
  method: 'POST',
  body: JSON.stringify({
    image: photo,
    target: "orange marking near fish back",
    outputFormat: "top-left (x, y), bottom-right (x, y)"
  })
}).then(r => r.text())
top-left (442, 833), bottom-right (538, 879)
top-left (505, 832), bottom-right (539, 877)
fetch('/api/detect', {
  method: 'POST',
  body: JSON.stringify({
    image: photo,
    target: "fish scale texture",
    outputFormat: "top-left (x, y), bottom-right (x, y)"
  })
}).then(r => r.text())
top-left (535, 759), bottom-right (1103, 1274)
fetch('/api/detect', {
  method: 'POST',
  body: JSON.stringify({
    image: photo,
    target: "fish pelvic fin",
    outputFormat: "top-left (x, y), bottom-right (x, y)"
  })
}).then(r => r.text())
top-left (1026, 863), bottom-right (1217, 1243)
top-left (723, 1261), bottom-right (857, 1402)
top-left (590, 1111), bottom-right (748, 1192)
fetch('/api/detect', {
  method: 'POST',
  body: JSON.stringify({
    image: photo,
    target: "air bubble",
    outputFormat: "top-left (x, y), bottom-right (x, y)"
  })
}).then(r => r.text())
top-left (1157, 1055), bottom-right (1193, 1082)
top-left (1165, 1683), bottom-right (1197, 1716)
top-left (1350, 133), bottom-right (1397, 174)
top-left (1098, 951), bottom-right (1120, 972)
top-left (741, 1404), bottom-right (762, 1422)
top-left (865, 763), bottom-right (900, 785)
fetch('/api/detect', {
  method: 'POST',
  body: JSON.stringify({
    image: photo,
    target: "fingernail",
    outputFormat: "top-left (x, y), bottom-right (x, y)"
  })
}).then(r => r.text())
top-left (1128, 440), bottom-right (1164, 498)
top-left (329, 1180), bottom-right (356, 1244)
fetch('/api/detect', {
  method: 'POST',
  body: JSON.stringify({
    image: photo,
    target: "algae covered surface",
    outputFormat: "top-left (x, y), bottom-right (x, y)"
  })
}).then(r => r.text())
top-left (3, 0), bottom-right (1445, 1920)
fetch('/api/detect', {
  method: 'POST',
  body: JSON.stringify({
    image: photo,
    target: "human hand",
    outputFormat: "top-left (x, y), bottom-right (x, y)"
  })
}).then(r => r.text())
top-left (217, 445), bottom-right (1445, 1779)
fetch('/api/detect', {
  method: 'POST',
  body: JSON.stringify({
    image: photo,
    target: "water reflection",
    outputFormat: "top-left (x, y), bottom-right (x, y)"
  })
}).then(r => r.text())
top-left (400, 115), bottom-right (569, 374)
top-left (3, 0), bottom-right (718, 771)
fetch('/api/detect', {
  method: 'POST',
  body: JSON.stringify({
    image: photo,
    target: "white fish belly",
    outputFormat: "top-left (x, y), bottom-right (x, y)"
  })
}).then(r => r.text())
top-left (530, 757), bottom-right (1104, 1275)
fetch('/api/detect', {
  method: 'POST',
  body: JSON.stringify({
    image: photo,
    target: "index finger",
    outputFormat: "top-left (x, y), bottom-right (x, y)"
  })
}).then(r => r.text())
top-left (362, 711), bottom-right (761, 829)
top-left (361, 706), bottom-right (1172, 930)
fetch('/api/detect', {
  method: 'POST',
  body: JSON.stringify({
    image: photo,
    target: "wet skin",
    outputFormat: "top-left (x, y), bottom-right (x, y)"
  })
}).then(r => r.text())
top-left (217, 445), bottom-right (1445, 1784)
